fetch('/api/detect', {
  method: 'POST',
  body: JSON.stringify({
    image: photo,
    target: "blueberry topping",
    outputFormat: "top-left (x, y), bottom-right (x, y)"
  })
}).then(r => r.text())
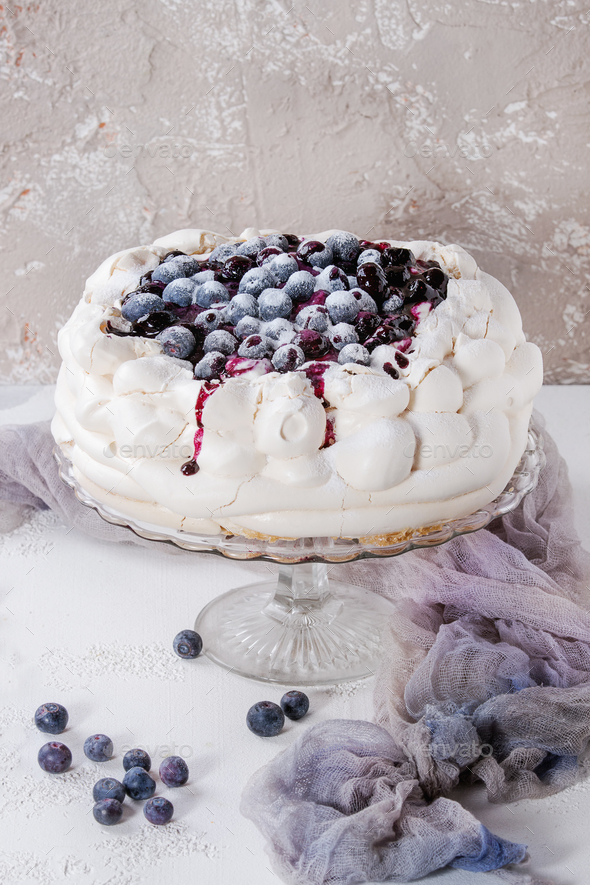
top-left (121, 292), bottom-right (163, 323)
top-left (357, 249), bottom-right (382, 266)
top-left (208, 243), bottom-right (239, 268)
top-left (235, 315), bottom-right (262, 339)
top-left (162, 278), bottom-right (196, 307)
top-left (123, 766), bottom-right (156, 800)
top-left (238, 267), bottom-right (275, 297)
top-left (93, 799), bottom-right (123, 826)
top-left (355, 311), bottom-right (381, 341)
top-left (280, 690), bottom-right (310, 721)
top-left (293, 329), bottom-right (329, 357)
top-left (226, 292), bottom-right (259, 324)
top-left (297, 239), bottom-right (333, 269)
top-left (338, 343), bottom-right (370, 366)
top-left (238, 334), bottom-right (274, 359)
top-left (204, 330), bottom-right (237, 355)
top-left (383, 362), bottom-right (400, 379)
top-left (152, 257), bottom-right (195, 284)
top-left (262, 318), bottom-right (295, 341)
top-left (424, 266), bottom-right (447, 291)
top-left (173, 629), bottom-right (203, 659)
top-left (191, 269), bottom-right (216, 286)
top-left (356, 262), bottom-right (388, 299)
top-left (395, 351), bottom-right (410, 369)
top-left (265, 234), bottom-right (289, 251)
top-left (237, 236), bottom-right (266, 259)
top-left (194, 309), bottom-right (223, 334)
top-left (314, 265), bottom-right (350, 293)
top-left (246, 701), bottom-right (285, 737)
top-left (133, 310), bottom-right (176, 337)
top-left (193, 280), bottom-right (231, 308)
top-left (283, 270), bottom-right (316, 302)
top-left (194, 351), bottom-right (226, 380)
top-left (257, 246), bottom-right (283, 266)
top-left (258, 288), bottom-right (292, 321)
top-left (272, 343), bottom-right (305, 372)
top-left (84, 734), bottom-right (113, 762)
top-left (156, 326), bottom-right (196, 359)
top-left (384, 265), bottom-right (411, 288)
top-left (405, 278), bottom-right (427, 302)
top-left (382, 290), bottom-right (405, 314)
top-left (162, 250), bottom-right (187, 262)
top-left (220, 255), bottom-right (254, 281)
top-left (350, 288), bottom-right (378, 313)
top-left (123, 748), bottom-right (151, 772)
top-left (34, 703), bottom-right (68, 735)
top-left (283, 233), bottom-right (301, 250)
top-left (325, 291), bottom-right (360, 324)
top-left (325, 231), bottom-right (361, 264)
top-left (144, 796), bottom-right (174, 825)
top-left (381, 247), bottom-right (414, 267)
top-left (329, 322), bottom-right (358, 350)
top-left (159, 755), bottom-right (189, 787)
top-left (38, 741), bottom-right (72, 773)
top-left (269, 253), bottom-right (298, 282)
top-left (93, 778), bottom-right (125, 804)
top-left (295, 304), bottom-right (329, 333)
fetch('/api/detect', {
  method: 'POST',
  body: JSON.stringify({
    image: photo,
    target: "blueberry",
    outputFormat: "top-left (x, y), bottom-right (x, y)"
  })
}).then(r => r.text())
top-left (355, 311), bottom-right (381, 341)
top-left (272, 344), bottom-right (305, 372)
top-left (329, 323), bottom-right (358, 351)
top-left (357, 249), bottom-right (382, 266)
top-left (238, 334), bottom-right (274, 359)
top-left (191, 269), bottom-right (216, 286)
top-left (257, 246), bottom-right (283, 266)
top-left (121, 292), bottom-right (163, 323)
top-left (405, 278), bottom-right (427, 303)
top-left (34, 703), bottom-right (68, 735)
top-left (93, 778), bottom-right (125, 804)
top-left (280, 690), bottom-right (310, 721)
top-left (93, 798), bottom-right (123, 826)
top-left (293, 329), bottom-right (329, 358)
top-left (162, 250), bottom-right (187, 262)
top-left (221, 255), bottom-right (254, 282)
top-left (156, 326), bottom-right (196, 359)
top-left (246, 701), bottom-right (285, 737)
top-left (383, 362), bottom-right (400, 380)
top-left (144, 796), bottom-right (174, 825)
top-left (237, 236), bottom-right (266, 259)
top-left (314, 265), bottom-right (350, 293)
top-left (325, 231), bottom-right (361, 264)
top-left (384, 265), bottom-right (411, 288)
top-left (350, 288), bottom-right (378, 313)
top-left (162, 278), bottom-right (196, 307)
top-left (204, 330), bottom-right (237, 355)
top-left (159, 755), bottom-right (189, 787)
top-left (226, 292), bottom-right (259, 324)
top-left (123, 766), bottom-right (156, 800)
top-left (297, 240), bottom-right (333, 269)
top-left (356, 262), bottom-right (388, 299)
top-left (262, 318), bottom-right (295, 341)
top-left (338, 343), bottom-right (370, 366)
top-left (194, 351), bottom-right (226, 380)
top-left (258, 288), bottom-right (292, 321)
top-left (283, 234), bottom-right (301, 250)
top-left (265, 234), bottom-right (289, 251)
top-left (132, 309), bottom-right (176, 338)
top-left (84, 734), bottom-right (113, 762)
top-left (381, 246), bottom-right (414, 267)
top-left (194, 309), bottom-right (223, 334)
top-left (269, 253), bottom-right (298, 282)
top-left (283, 270), bottom-right (316, 302)
top-left (208, 243), bottom-right (239, 268)
top-left (325, 291), bottom-right (359, 324)
top-left (382, 291), bottom-right (405, 314)
top-left (424, 266), bottom-right (448, 293)
top-left (235, 315), bottom-right (262, 339)
top-left (193, 281), bottom-right (230, 308)
top-left (295, 305), bottom-right (329, 333)
top-left (173, 629), bottom-right (203, 659)
top-left (38, 741), bottom-right (72, 773)
top-left (123, 748), bottom-right (151, 772)
top-left (238, 267), bottom-right (275, 297)
top-left (347, 275), bottom-right (358, 290)
top-left (152, 258), bottom-right (191, 284)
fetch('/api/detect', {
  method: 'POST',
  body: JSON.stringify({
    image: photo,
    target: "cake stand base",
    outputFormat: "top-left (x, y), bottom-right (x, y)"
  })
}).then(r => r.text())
top-left (194, 563), bottom-right (395, 685)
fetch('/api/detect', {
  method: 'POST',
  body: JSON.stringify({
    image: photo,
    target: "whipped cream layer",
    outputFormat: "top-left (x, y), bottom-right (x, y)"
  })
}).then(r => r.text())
top-left (51, 228), bottom-right (542, 539)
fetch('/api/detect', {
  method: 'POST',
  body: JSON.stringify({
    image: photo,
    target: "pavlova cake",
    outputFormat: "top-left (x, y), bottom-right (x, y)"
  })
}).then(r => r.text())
top-left (51, 228), bottom-right (543, 540)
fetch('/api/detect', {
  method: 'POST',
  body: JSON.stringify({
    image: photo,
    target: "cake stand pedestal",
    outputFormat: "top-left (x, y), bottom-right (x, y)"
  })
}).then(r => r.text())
top-left (55, 421), bottom-right (544, 686)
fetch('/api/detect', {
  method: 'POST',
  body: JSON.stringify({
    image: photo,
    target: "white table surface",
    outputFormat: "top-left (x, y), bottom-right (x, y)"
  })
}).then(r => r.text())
top-left (1, 385), bottom-right (589, 885)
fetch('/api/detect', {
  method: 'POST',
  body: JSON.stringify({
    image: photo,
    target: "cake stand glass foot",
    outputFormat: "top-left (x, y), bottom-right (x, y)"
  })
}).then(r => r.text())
top-left (194, 563), bottom-right (395, 685)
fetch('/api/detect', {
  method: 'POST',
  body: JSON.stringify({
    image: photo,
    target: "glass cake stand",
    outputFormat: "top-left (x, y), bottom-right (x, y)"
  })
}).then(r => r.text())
top-left (55, 421), bottom-right (544, 685)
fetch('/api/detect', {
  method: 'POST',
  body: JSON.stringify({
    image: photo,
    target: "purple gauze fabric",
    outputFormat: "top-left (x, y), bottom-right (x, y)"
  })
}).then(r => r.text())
top-left (1, 413), bottom-right (590, 884)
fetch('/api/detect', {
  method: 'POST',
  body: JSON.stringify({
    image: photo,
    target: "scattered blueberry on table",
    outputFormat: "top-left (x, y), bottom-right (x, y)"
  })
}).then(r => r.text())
top-left (144, 796), bottom-right (174, 825)
top-left (84, 733), bottom-right (113, 762)
top-left (93, 798), bottom-right (124, 826)
top-left (246, 701), bottom-right (285, 737)
top-left (159, 755), bottom-right (189, 787)
top-left (280, 691), bottom-right (310, 721)
top-left (34, 702), bottom-right (68, 735)
top-left (93, 777), bottom-right (126, 804)
top-left (122, 766), bottom-right (156, 800)
top-left (123, 748), bottom-right (151, 772)
top-left (38, 741), bottom-right (72, 773)
top-left (173, 629), bottom-right (203, 659)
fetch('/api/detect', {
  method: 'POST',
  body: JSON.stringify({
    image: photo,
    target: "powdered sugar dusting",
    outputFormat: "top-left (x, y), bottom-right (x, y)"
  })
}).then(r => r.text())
top-left (97, 821), bottom-right (219, 875)
top-left (0, 509), bottom-right (61, 557)
top-left (38, 643), bottom-right (185, 690)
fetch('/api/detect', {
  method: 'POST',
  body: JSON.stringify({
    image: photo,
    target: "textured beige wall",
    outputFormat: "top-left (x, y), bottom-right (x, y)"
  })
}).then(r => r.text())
top-left (1, 1), bottom-right (589, 383)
